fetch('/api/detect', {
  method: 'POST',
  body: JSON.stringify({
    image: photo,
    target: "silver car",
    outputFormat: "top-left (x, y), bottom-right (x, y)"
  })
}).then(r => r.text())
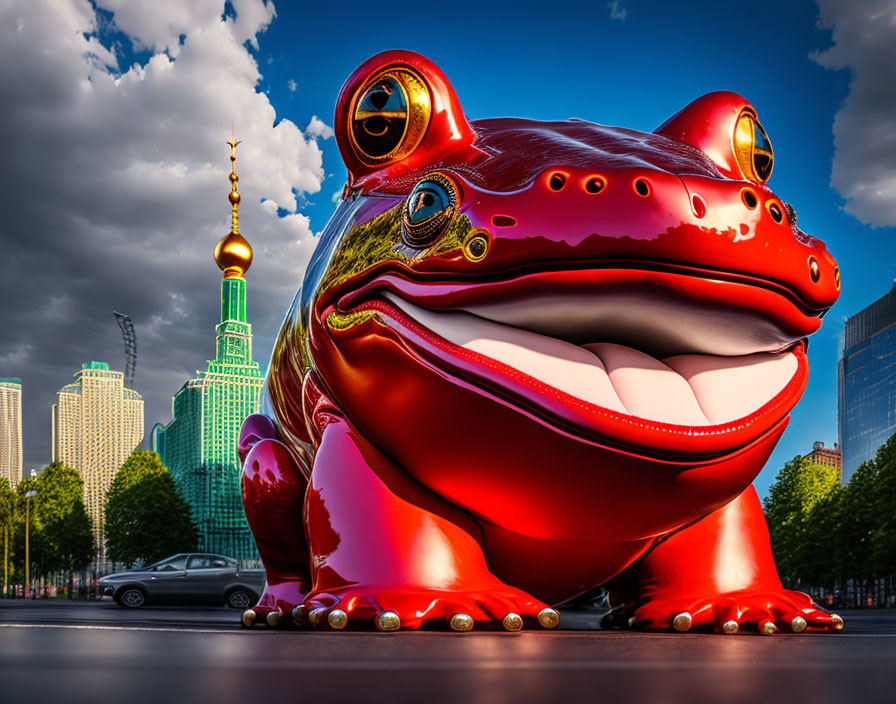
top-left (99, 553), bottom-right (265, 609)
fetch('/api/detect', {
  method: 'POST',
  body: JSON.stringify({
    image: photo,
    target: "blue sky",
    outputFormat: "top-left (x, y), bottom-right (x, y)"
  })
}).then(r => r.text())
top-left (4, 0), bottom-right (893, 497)
top-left (248, 0), bottom-right (891, 495)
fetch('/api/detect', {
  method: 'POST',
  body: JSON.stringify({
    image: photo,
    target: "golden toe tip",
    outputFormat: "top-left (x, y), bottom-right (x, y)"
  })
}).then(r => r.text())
top-left (376, 610), bottom-right (401, 632)
top-left (831, 614), bottom-right (844, 631)
top-left (537, 608), bottom-right (560, 629)
top-left (760, 621), bottom-right (778, 636)
top-left (328, 609), bottom-right (348, 630)
top-left (791, 616), bottom-right (807, 633)
top-left (450, 613), bottom-right (474, 632)
top-left (241, 609), bottom-right (256, 628)
top-left (627, 616), bottom-right (638, 629)
top-left (672, 612), bottom-right (692, 632)
top-left (308, 607), bottom-right (327, 628)
top-left (722, 620), bottom-right (738, 634)
top-left (265, 609), bottom-right (282, 628)
top-left (502, 613), bottom-right (523, 632)
top-left (291, 605), bottom-right (307, 627)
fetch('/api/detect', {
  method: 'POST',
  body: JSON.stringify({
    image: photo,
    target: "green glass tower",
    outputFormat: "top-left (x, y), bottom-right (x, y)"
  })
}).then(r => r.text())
top-left (153, 137), bottom-right (263, 559)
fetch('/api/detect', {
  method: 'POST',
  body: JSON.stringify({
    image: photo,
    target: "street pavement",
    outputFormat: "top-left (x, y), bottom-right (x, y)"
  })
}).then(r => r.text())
top-left (2, 600), bottom-right (896, 704)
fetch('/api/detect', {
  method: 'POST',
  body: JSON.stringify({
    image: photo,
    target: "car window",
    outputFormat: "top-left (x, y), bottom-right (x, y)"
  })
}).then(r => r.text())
top-left (187, 556), bottom-right (212, 569)
top-left (160, 555), bottom-right (187, 570)
top-left (209, 557), bottom-right (230, 568)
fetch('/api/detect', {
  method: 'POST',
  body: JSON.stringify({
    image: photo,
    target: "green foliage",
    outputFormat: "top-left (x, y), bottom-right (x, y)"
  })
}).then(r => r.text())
top-left (0, 480), bottom-right (14, 586)
top-left (763, 456), bottom-right (840, 586)
top-left (765, 433), bottom-right (896, 592)
top-left (105, 450), bottom-right (198, 567)
top-left (3, 465), bottom-right (93, 585)
top-left (34, 463), bottom-right (94, 573)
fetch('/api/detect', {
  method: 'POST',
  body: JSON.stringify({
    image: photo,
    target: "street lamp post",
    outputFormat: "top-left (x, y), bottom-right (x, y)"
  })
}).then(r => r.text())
top-left (24, 490), bottom-right (36, 598)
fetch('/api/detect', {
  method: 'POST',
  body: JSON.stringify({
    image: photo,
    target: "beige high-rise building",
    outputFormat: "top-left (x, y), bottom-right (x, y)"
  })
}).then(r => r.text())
top-left (0, 378), bottom-right (23, 489)
top-left (52, 361), bottom-right (143, 546)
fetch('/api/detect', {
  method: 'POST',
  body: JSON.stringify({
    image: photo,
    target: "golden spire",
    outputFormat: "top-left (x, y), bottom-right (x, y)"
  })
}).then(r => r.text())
top-left (214, 132), bottom-right (253, 280)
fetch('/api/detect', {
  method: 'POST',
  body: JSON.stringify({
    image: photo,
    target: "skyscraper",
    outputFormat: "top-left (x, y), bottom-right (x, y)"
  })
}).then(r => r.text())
top-left (838, 283), bottom-right (896, 482)
top-left (0, 378), bottom-right (23, 489)
top-left (153, 137), bottom-right (263, 560)
top-left (53, 361), bottom-right (144, 545)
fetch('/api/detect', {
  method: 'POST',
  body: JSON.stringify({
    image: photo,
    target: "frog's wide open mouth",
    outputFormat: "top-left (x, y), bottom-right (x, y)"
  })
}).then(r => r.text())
top-left (335, 267), bottom-right (816, 457)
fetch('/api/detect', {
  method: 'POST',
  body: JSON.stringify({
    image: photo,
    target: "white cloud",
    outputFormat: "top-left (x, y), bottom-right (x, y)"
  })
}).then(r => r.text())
top-left (608, 1), bottom-right (627, 22)
top-left (0, 0), bottom-right (325, 467)
top-left (288, 78), bottom-right (297, 92)
top-left (305, 114), bottom-right (334, 140)
top-left (813, 0), bottom-right (896, 227)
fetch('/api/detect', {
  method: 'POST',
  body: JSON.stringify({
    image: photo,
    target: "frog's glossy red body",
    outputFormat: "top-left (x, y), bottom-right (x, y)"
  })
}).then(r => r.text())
top-left (238, 51), bottom-right (842, 634)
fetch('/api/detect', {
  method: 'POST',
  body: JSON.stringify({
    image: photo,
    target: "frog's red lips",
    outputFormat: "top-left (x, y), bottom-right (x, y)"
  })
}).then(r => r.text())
top-left (332, 267), bottom-right (817, 457)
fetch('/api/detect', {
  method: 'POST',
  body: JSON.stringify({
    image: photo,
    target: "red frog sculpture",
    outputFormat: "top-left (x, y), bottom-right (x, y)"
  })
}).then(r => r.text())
top-left (238, 50), bottom-right (843, 635)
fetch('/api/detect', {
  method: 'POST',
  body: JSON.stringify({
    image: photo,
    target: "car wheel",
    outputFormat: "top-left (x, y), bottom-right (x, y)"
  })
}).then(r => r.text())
top-left (118, 587), bottom-right (146, 608)
top-left (226, 588), bottom-right (254, 610)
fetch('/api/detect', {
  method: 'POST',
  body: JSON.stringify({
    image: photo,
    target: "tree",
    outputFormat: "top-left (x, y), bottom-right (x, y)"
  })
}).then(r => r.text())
top-left (0, 481), bottom-right (15, 595)
top-left (33, 463), bottom-right (94, 578)
top-left (763, 456), bottom-right (839, 587)
top-left (5, 476), bottom-right (46, 594)
top-left (869, 434), bottom-right (896, 580)
top-left (105, 450), bottom-right (198, 567)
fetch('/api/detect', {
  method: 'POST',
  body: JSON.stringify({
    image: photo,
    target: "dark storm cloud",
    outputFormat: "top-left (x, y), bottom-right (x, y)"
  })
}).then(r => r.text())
top-left (0, 0), bottom-right (328, 470)
top-left (814, 0), bottom-right (896, 227)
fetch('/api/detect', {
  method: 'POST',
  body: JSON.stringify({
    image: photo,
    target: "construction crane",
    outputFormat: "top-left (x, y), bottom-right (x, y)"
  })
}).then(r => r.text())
top-left (113, 311), bottom-right (137, 388)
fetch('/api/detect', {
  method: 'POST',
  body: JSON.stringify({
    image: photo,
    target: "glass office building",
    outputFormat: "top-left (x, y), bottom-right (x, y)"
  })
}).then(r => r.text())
top-left (838, 283), bottom-right (896, 482)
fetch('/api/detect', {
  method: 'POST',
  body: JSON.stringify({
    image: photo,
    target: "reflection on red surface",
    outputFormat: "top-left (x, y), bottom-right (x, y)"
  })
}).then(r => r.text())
top-left (241, 50), bottom-right (842, 633)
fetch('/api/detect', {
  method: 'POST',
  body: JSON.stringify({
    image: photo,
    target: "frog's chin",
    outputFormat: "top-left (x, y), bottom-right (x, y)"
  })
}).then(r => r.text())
top-left (362, 290), bottom-right (808, 457)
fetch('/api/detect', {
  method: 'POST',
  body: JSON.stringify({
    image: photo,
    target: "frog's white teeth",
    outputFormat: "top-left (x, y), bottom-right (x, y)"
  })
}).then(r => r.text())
top-left (382, 292), bottom-right (798, 427)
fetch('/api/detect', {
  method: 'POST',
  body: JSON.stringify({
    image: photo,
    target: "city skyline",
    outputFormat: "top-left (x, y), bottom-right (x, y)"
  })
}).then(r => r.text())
top-left (1, 1), bottom-right (895, 499)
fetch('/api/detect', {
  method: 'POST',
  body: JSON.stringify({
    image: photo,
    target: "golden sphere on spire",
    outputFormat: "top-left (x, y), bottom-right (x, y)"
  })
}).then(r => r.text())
top-left (215, 231), bottom-right (253, 278)
top-left (217, 133), bottom-right (251, 279)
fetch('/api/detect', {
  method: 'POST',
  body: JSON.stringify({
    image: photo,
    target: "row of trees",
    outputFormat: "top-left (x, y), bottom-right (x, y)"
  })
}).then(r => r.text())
top-left (0, 463), bottom-right (94, 595)
top-left (1, 450), bottom-right (198, 596)
top-left (764, 434), bottom-right (896, 608)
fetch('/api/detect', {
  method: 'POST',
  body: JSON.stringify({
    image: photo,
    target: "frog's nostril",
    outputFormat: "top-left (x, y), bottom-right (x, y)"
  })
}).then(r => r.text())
top-left (491, 215), bottom-right (517, 227)
top-left (584, 176), bottom-right (605, 194)
top-left (691, 194), bottom-right (706, 218)
top-left (548, 173), bottom-right (566, 191)
top-left (834, 266), bottom-right (840, 290)
top-left (741, 188), bottom-right (758, 209)
top-left (809, 256), bottom-right (820, 283)
top-left (767, 201), bottom-right (784, 224)
top-left (634, 179), bottom-right (651, 197)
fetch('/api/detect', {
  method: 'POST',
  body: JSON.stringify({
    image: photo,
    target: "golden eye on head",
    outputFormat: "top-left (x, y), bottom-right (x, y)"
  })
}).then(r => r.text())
top-left (349, 68), bottom-right (432, 165)
top-left (733, 109), bottom-right (773, 183)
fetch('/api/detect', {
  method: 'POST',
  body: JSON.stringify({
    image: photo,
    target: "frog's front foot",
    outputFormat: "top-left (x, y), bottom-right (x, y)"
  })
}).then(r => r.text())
top-left (240, 581), bottom-right (307, 629)
top-left (623, 588), bottom-right (842, 635)
top-left (298, 585), bottom-right (557, 632)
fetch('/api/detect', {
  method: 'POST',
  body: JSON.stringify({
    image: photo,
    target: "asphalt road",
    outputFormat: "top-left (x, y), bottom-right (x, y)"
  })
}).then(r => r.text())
top-left (2, 600), bottom-right (896, 704)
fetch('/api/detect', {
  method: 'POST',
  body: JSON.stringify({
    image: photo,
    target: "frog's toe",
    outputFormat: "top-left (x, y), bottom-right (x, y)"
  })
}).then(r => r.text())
top-left (301, 585), bottom-right (550, 631)
top-left (240, 580), bottom-right (307, 629)
top-left (632, 589), bottom-right (843, 634)
top-left (632, 599), bottom-right (715, 632)
top-left (240, 609), bottom-right (256, 628)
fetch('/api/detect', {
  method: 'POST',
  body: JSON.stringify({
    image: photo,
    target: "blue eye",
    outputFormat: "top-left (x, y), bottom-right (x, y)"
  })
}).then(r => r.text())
top-left (407, 184), bottom-right (450, 223)
top-left (402, 174), bottom-right (458, 246)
